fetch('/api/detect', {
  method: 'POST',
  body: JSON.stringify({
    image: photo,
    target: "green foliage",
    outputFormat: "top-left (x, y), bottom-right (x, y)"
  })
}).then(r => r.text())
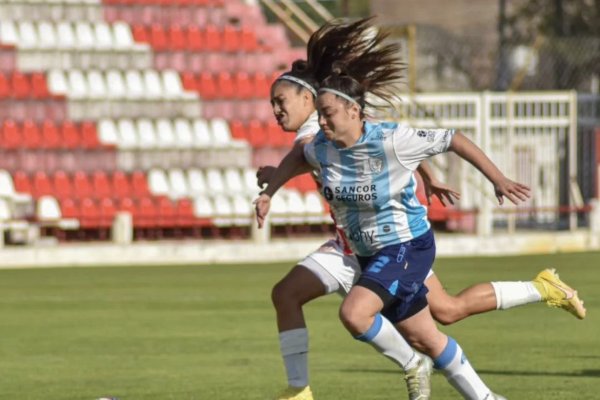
top-left (0, 252), bottom-right (598, 399)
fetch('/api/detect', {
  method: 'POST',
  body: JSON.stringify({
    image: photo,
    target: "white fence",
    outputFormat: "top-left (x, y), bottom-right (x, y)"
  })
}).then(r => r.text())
top-left (382, 91), bottom-right (594, 234)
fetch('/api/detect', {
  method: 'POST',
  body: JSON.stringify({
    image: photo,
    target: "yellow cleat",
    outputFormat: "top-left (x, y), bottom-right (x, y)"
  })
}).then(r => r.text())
top-left (404, 356), bottom-right (432, 400)
top-left (533, 268), bottom-right (586, 319)
top-left (273, 386), bottom-right (313, 400)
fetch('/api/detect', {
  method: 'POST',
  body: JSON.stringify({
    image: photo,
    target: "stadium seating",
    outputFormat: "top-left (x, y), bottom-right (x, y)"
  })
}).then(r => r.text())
top-left (0, 0), bottom-right (352, 243)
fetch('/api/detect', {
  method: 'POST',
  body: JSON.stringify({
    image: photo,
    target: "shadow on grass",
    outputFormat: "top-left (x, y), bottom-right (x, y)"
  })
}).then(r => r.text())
top-left (340, 368), bottom-right (600, 378)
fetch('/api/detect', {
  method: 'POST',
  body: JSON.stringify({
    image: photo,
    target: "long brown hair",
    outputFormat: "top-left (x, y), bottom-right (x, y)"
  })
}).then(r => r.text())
top-left (307, 17), bottom-right (405, 112)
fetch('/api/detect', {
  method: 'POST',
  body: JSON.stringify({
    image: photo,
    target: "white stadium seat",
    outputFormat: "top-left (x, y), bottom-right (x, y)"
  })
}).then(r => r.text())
top-left (37, 21), bottom-right (57, 48)
top-left (304, 191), bottom-right (327, 223)
top-left (105, 69), bottom-right (127, 98)
top-left (187, 169), bottom-right (208, 196)
top-left (173, 118), bottom-right (195, 149)
top-left (205, 168), bottom-right (226, 194)
top-left (155, 118), bottom-right (177, 149)
top-left (192, 119), bottom-right (212, 148)
top-left (112, 21), bottom-right (135, 49)
top-left (97, 119), bottom-right (119, 146)
top-left (117, 119), bottom-right (138, 149)
top-left (136, 118), bottom-right (158, 149)
top-left (75, 21), bottom-right (95, 49)
top-left (285, 190), bottom-right (307, 224)
top-left (231, 193), bottom-right (252, 226)
top-left (143, 69), bottom-right (164, 99)
top-left (18, 21), bottom-right (39, 48)
top-left (148, 168), bottom-right (170, 196)
top-left (47, 69), bottom-right (68, 95)
top-left (87, 69), bottom-right (108, 98)
top-left (67, 69), bottom-right (89, 98)
top-left (223, 167), bottom-right (244, 193)
top-left (210, 118), bottom-right (233, 147)
top-left (167, 169), bottom-right (189, 200)
top-left (193, 194), bottom-right (214, 219)
top-left (56, 21), bottom-right (76, 49)
top-left (124, 69), bottom-right (145, 99)
top-left (212, 194), bottom-right (234, 226)
top-left (0, 20), bottom-right (19, 45)
top-left (94, 22), bottom-right (114, 50)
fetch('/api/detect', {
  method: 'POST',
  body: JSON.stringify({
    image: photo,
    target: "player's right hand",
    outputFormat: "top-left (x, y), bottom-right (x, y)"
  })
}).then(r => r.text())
top-left (256, 166), bottom-right (276, 188)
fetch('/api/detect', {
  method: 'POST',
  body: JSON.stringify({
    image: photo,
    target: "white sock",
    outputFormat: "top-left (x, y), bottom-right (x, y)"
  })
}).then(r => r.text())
top-left (491, 281), bottom-right (542, 310)
top-left (279, 328), bottom-right (309, 388)
top-left (355, 313), bottom-right (420, 371)
top-left (434, 337), bottom-right (493, 400)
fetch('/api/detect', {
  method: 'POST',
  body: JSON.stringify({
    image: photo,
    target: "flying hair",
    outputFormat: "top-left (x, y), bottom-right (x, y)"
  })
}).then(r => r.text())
top-left (306, 17), bottom-right (406, 111)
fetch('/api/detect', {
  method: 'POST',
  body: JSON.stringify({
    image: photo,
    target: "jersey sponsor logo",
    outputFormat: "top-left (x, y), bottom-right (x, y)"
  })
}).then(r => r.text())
top-left (329, 185), bottom-right (378, 202)
top-left (417, 129), bottom-right (435, 142)
top-left (348, 228), bottom-right (376, 244)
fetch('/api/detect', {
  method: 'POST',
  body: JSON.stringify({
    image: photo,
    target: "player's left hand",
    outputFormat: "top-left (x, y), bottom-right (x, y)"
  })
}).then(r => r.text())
top-left (253, 193), bottom-right (272, 228)
top-left (424, 179), bottom-right (461, 207)
top-left (494, 177), bottom-right (531, 205)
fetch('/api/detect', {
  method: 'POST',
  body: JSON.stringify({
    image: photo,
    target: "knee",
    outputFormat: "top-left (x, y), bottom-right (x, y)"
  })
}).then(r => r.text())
top-left (271, 280), bottom-right (293, 308)
top-left (339, 302), bottom-right (367, 335)
top-left (429, 299), bottom-right (464, 326)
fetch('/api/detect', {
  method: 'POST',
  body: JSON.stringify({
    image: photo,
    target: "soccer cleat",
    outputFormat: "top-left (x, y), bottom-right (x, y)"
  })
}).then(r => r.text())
top-left (533, 268), bottom-right (586, 319)
top-left (404, 356), bottom-right (433, 400)
top-left (273, 386), bottom-right (313, 400)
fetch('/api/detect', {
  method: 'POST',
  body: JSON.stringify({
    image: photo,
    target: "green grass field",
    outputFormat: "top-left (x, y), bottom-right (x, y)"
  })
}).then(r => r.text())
top-left (0, 251), bottom-right (598, 400)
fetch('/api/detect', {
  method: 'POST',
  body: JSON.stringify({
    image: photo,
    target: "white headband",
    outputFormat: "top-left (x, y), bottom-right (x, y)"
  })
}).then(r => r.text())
top-left (276, 75), bottom-right (317, 97)
top-left (318, 88), bottom-right (362, 109)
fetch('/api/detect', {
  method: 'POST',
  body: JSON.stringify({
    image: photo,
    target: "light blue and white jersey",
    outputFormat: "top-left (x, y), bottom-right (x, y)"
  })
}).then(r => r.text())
top-left (304, 121), bottom-right (455, 257)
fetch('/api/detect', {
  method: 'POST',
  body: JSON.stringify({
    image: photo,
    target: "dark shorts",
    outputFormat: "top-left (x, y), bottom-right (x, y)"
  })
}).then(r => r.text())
top-left (355, 229), bottom-right (435, 323)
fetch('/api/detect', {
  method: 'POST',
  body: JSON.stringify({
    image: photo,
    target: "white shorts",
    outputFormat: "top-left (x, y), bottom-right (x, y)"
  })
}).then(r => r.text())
top-left (298, 239), bottom-right (361, 295)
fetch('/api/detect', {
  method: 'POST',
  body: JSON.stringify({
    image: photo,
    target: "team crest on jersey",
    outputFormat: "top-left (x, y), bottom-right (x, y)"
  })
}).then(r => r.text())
top-left (368, 157), bottom-right (383, 173)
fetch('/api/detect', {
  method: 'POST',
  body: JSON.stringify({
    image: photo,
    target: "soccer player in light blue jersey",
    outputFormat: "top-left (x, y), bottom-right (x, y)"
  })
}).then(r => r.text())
top-left (255, 17), bottom-right (525, 400)
top-left (256, 18), bottom-right (585, 400)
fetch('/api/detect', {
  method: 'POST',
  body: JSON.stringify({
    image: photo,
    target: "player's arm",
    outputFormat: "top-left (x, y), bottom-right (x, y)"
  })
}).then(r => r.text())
top-left (256, 135), bottom-right (314, 188)
top-left (416, 160), bottom-right (461, 206)
top-left (448, 131), bottom-right (530, 205)
top-left (254, 143), bottom-right (312, 228)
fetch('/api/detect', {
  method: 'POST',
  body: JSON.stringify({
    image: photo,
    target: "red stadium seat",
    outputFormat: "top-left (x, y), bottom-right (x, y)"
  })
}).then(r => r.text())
top-left (81, 122), bottom-right (101, 149)
top-left (116, 197), bottom-right (136, 216)
top-left (136, 197), bottom-right (157, 228)
top-left (131, 171), bottom-right (150, 197)
top-left (240, 26), bottom-right (258, 52)
top-left (79, 197), bottom-right (100, 228)
top-left (150, 24), bottom-right (168, 51)
top-left (175, 198), bottom-right (196, 227)
top-left (186, 25), bottom-right (204, 51)
top-left (266, 120), bottom-right (287, 148)
top-left (32, 171), bottom-right (53, 198)
top-left (204, 25), bottom-right (221, 51)
top-left (92, 171), bottom-right (112, 199)
top-left (22, 120), bottom-right (42, 149)
top-left (235, 72), bottom-right (252, 100)
top-left (73, 171), bottom-right (93, 199)
top-left (180, 72), bottom-right (197, 92)
top-left (168, 24), bottom-right (186, 50)
top-left (31, 72), bottom-right (50, 98)
top-left (52, 171), bottom-right (73, 199)
top-left (60, 198), bottom-right (79, 219)
top-left (61, 121), bottom-right (81, 149)
top-left (13, 171), bottom-right (32, 194)
top-left (247, 119), bottom-right (268, 148)
top-left (253, 72), bottom-right (271, 99)
top-left (10, 71), bottom-right (31, 99)
top-left (157, 196), bottom-right (176, 227)
top-left (1, 120), bottom-right (21, 149)
top-left (111, 171), bottom-right (133, 198)
top-left (0, 72), bottom-right (9, 97)
top-left (197, 72), bottom-right (217, 100)
top-left (222, 26), bottom-right (240, 52)
top-left (216, 71), bottom-right (234, 99)
top-left (98, 197), bottom-right (117, 228)
top-left (41, 120), bottom-right (61, 149)
top-left (229, 120), bottom-right (247, 140)
top-left (131, 24), bottom-right (149, 43)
